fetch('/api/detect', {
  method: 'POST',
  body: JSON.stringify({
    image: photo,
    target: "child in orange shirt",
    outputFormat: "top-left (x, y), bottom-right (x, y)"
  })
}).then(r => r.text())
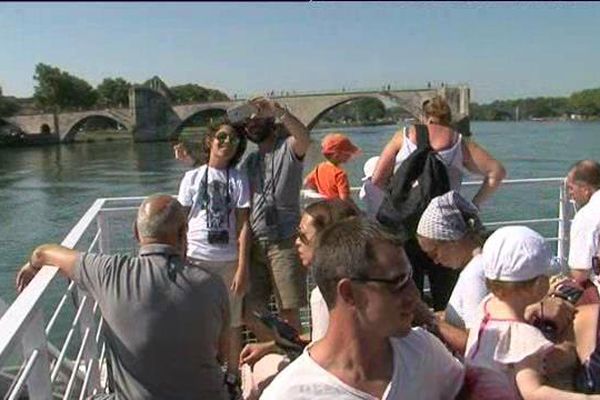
top-left (304, 133), bottom-right (361, 201)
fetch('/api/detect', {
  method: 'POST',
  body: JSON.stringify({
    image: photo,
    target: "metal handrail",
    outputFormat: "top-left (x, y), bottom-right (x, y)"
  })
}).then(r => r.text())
top-left (50, 296), bottom-right (88, 383)
top-left (7, 349), bottom-right (39, 400)
top-left (0, 176), bottom-right (573, 399)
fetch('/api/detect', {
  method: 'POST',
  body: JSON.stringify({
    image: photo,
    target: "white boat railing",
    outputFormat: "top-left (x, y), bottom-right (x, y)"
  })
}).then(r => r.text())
top-left (0, 177), bottom-right (575, 399)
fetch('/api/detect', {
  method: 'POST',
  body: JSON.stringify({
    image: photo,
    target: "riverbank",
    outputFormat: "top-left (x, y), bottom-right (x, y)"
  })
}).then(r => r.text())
top-left (0, 130), bottom-right (134, 147)
top-left (0, 133), bottom-right (58, 147)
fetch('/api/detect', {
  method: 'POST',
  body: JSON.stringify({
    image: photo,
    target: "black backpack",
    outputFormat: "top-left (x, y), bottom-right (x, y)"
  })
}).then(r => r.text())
top-left (376, 124), bottom-right (451, 241)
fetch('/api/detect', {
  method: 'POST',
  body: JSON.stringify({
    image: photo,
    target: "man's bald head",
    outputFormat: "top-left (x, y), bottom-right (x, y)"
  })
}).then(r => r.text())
top-left (567, 160), bottom-right (600, 207)
top-left (568, 160), bottom-right (600, 189)
top-left (137, 194), bottom-right (186, 241)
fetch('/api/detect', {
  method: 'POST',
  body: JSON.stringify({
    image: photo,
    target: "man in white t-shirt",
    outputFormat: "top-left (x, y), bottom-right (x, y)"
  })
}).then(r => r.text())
top-left (261, 217), bottom-right (465, 400)
top-left (566, 160), bottom-right (600, 302)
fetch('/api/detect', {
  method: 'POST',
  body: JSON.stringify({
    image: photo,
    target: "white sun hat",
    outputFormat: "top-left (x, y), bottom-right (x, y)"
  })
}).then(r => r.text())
top-left (482, 226), bottom-right (555, 282)
top-left (361, 156), bottom-right (380, 182)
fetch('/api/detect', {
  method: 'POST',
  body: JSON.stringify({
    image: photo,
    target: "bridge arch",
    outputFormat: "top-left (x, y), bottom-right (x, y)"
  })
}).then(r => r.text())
top-left (305, 94), bottom-right (416, 130)
top-left (62, 114), bottom-right (129, 142)
top-left (170, 107), bottom-right (228, 139)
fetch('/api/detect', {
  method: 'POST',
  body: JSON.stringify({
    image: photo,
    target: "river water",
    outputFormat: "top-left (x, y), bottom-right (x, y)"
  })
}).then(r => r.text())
top-left (1, 121), bottom-right (600, 305)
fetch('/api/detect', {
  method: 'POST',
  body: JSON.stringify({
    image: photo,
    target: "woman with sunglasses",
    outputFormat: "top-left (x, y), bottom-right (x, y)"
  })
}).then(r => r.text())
top-left (239, 199), bottom-right (359, 399)
top-left (177, 121), bottom-right (249, 391)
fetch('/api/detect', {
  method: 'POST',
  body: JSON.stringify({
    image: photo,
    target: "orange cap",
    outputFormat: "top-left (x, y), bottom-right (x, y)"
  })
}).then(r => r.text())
top-left (321, 133), bottom-right (361, 162)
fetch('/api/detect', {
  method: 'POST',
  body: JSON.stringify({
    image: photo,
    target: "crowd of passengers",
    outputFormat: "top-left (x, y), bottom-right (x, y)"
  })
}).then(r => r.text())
top-left (15, 95), bottom-right (600, 400)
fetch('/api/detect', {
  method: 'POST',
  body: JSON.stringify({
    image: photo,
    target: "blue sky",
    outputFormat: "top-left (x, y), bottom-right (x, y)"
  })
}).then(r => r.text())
top-left (1, 2), bottom-right (599, 103)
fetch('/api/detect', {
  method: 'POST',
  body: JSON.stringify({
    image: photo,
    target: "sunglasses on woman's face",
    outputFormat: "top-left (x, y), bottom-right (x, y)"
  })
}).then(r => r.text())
top-left (215, 131), bottom-right (240, 146)
top-left (296, 227), bottom-right (312, 245)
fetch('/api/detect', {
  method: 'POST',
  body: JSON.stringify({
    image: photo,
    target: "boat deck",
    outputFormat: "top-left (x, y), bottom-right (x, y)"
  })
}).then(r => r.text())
top-left (0, 177), bottom-right (576, 399)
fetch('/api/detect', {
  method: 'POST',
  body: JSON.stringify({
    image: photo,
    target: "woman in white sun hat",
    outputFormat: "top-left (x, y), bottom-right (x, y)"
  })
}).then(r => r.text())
top-left (359, 156), bottom-right (384, 219)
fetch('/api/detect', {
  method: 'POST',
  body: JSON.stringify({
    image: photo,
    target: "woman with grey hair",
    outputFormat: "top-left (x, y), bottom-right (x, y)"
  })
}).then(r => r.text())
top-left (416, 190), bottom-right (488, 331)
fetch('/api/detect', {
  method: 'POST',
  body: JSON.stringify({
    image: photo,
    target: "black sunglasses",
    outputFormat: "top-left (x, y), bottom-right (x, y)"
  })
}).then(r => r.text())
top-left (215, 131), bottom-right (240, 146)
top-left (296, 227), bottom-right (311, 245)
top-left (349, 268), bottom-right (413, 293)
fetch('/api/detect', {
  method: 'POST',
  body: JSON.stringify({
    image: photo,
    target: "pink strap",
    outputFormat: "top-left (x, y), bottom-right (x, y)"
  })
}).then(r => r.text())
top-left (467, 299), bottom-right (520, 360)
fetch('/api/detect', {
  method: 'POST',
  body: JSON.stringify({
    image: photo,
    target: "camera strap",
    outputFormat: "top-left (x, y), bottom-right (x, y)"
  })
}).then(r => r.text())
top-left (200, 166), bottom-right (231, 231)
top-left (258, 148), bottom-right (277, 208)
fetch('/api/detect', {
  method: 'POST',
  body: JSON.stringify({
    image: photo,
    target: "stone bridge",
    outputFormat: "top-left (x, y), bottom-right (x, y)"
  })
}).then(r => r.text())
top-left (2, 85), bottom-right (470, 142)
top-left (2, 108), bottom-right (133, 142)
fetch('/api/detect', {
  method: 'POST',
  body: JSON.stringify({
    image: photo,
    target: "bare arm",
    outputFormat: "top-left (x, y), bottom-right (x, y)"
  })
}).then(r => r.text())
top-left (239, 341), bottom-right (279, 366)
top-left (251, 97), bottom-right (310, 158)
top-left (435, 317), bottom-right (469, 355)
top-left (16, 244), bottom-right (81, 292)
top-left (371, 129), bottom-right (404, 188)
top-left (524, 296), bottom-right (577, 340)
top-left (231, 208), bottom-right (251, 296)
top-left (413, 300), bottom-right (468, 354)
top-left (573, 304), bottom-right (599, 363)
top-left (279, 109), bottom-right (310, 159)
top-left (516, 355), bottom-right (598, 400)
top-left (462, 138), bottom-right (506, 208)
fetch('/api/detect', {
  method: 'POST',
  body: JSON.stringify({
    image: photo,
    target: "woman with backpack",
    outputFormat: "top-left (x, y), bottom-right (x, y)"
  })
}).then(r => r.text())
top-left (371, 96), bottom-right (506, 311)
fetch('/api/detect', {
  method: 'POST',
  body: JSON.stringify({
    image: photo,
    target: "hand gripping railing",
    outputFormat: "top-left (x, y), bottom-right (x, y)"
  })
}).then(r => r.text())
top-left (0, 177), bottom-right (574, 399)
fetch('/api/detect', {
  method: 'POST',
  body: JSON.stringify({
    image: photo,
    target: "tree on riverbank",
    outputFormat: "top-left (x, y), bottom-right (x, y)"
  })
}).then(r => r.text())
top-left (471, 87), bottom-right (600, 121)
top-left (321, 98), bottom-right (386, 124)
top-left (33, 63), bottom-right (97, 111)
top-left (170, 84), bottom-right (229, 104)
top-left (97, 77), bottom-right (131, 107)
top-left (569, 88), bottom-right (600, 116)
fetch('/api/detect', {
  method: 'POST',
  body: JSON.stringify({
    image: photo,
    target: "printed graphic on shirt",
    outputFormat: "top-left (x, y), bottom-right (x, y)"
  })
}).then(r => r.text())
top-left (205, 180), bottom-right (229, 230)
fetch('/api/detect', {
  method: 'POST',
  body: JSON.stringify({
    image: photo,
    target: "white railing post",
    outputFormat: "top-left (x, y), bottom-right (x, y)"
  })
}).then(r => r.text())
top-left (76, 288), bottom-right (101, 395)
top-left (20, 310), bottom-right (51, 400)
top-left (557, 178), bottom-right (572, 270)
top-left (97, 210), bottom-right (111, 253)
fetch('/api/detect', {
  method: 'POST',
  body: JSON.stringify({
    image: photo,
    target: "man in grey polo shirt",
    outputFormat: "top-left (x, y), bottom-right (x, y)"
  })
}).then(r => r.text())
top-left (16, 194), bottom-right (230, 400)
top-left (238, 97), bottom-right (311, 338)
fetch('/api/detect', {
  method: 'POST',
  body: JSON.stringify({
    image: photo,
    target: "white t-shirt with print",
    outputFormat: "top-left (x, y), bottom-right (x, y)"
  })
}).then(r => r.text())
top-left (261, 328), bottom-right (464, 400)
top-left (178, 165), bottom-right (250, 262)
top-left (445, 254), bottom-right (488, 330)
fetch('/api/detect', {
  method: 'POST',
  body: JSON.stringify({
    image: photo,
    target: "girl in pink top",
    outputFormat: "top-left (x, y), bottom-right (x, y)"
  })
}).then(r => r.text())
top-left (465, 226), bottom-right (596, 400)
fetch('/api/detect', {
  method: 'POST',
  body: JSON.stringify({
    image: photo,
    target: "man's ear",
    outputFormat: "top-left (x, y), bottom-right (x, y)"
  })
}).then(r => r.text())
top-left (585, 184), bottom-right (595, 200)
top-left (338, 278), bottom-right (357, 307)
